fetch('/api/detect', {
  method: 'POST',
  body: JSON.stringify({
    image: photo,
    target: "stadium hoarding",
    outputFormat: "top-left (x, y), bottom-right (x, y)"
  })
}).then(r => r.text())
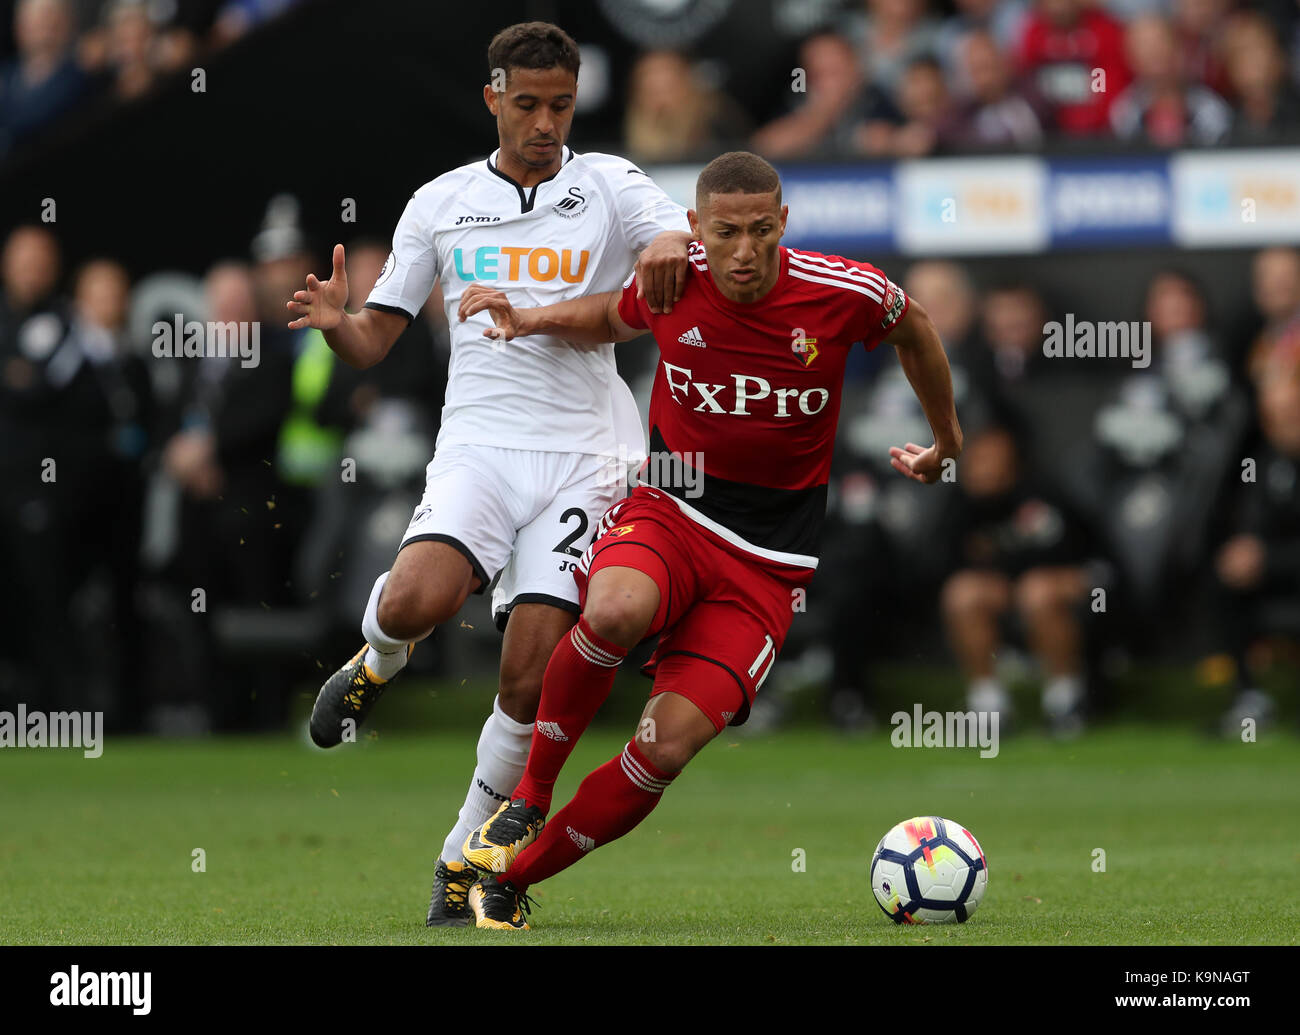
top-left (645, 148), bottom-right (1300, 256)
top-left (1170, 149), bottom-right (1300, 247)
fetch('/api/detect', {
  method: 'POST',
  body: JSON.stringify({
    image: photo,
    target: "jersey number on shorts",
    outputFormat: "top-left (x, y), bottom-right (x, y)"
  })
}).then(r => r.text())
top-left (748, 634), bottom-right (776, 690)
top-left (554, 507), bottom-right (592, 571)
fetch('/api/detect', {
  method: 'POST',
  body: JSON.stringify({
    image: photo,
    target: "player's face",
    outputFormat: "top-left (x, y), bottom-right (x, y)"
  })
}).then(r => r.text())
top-left (690, 192), bottom-right (788, 303)
top-left (484, 66), bottom-right (577, 182)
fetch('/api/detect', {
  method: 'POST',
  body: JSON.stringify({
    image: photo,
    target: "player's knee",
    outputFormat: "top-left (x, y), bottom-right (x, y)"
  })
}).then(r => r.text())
top-left (376, 576), bottom-right (459, 639)
top-left (497, 663), bottom-right (542, 721)
top-left (1014, 570), bottom-right (1059, 618)
top-left (583, 587), bottom-right (655, 649)
top-left (941, 571), bottom-right (982, 617)
top-left (637, 733), bottom-right (698, 776)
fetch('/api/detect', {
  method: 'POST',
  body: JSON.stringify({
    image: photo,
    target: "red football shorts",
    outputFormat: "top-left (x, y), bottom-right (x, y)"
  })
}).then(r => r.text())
top-left (574, 486), bottom-right (815, 731)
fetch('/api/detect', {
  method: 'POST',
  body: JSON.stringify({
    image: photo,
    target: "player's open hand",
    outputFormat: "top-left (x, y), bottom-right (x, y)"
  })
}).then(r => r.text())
top-left (636, 230), bottom-right (691, 315)
top-left (458, 283), bottom-right (528, 341)
top-left (286, 243), bottom-right (348, 330)
top-left (889, 442), bottom-right (949, 485)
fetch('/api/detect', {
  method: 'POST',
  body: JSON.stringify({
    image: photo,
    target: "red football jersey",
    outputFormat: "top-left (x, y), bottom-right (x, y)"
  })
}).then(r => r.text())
top-left (617, 241), bottom-right (909, 567)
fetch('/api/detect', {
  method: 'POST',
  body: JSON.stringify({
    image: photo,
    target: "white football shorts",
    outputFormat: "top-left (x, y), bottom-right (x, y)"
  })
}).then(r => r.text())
top-left (399, 443), bottom-right (629, 630)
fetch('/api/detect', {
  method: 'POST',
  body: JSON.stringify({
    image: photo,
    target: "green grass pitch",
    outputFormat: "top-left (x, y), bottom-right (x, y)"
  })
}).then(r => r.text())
top-left (2, 716), bottom-right (1297, 945)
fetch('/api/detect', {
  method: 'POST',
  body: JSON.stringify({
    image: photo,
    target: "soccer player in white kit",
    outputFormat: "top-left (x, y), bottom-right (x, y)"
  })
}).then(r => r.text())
top-left (285, 22), bottom-right (691, 925)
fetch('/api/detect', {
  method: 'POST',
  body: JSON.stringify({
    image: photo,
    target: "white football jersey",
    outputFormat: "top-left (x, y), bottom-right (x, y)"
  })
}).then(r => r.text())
top-left (365, 146), bottom-right (689, 463)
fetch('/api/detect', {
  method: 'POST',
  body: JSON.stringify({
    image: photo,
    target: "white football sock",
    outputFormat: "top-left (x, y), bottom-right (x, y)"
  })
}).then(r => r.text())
top-left (968, 677), bottom-right (1011, 716)
top-left (440, 696), bottom-right (535, 864)
top-left (1042, 674), bottom-right (1084, 719)
top-left (360, 571), bottom-right (412, 681)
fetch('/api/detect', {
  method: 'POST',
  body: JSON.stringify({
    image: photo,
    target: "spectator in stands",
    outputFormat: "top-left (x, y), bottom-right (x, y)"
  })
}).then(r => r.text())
top-left (938, 29), bottom-right (1045, 150)
top-left (1173, 0), bottom-right (1232, 98)
top-left (974, 281), bottom-right (1050, 400)
top-left (1223, 11), bottom-right (1300, 142)
top-left (1246, 247), bottom-right (1300, 382)
top-left (52, 258), bottom-right (153, 722)
top-left (0, 0), bottom-right (88, 156)
top-left (1017, 0), bottom-right (1131, 137)
top-left (1143, 269), bottom-right (1235, 420)
top-left (938, 425), bottom-right (1097, 736)
top-left (103, 0), bottom-right (158, 101)
top-left (936, 0), bottom-right (1030, 88)
top-left (1110, 15), bottom-right (1232, 146)
top-left (624, 50), bottom-right (749, 162)
top-left (842, 0), bottom-right (943, 96)
top-left (0, 225), bottom-right (65, 701)
top-left (882, 54), bottom-right (949, 157)
top-left (1206, 363), bottom-right (1300, 735)
top-left (158, 250), bottom-right (299, 729)
top-left (751, 31), bottom-right (894, 159)
top-left (817, 261), bottom-right (994, 731)
top-left (1252, 247), bottom-right (1300, 332)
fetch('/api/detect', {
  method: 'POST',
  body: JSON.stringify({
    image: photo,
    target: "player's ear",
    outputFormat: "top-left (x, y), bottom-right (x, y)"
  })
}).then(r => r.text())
top-left (779, 204), bottom-right (789, 238)
top-left (483, 83), bottom-right (499, 116)
top-left (687, 208), bottom-right (700, 240)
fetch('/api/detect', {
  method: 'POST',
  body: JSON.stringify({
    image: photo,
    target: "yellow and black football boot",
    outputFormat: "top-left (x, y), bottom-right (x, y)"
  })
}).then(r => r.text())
top-left (468, 874), bottom-right (534, 930)
top-left (308, 642), bottom-right (411, 747)
top-left (425, 858), bottom-right (478, 927)
top-left (462, 799), bottom-right (546, 873)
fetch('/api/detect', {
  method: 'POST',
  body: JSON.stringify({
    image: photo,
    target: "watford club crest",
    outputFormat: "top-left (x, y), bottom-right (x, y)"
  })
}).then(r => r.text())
top-left (792, 334), bottom-right (819, 368)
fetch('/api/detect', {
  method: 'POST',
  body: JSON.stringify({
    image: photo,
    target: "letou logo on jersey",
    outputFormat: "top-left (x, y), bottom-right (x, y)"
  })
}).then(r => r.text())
top-left (452, 245), bottom-right (590, 283)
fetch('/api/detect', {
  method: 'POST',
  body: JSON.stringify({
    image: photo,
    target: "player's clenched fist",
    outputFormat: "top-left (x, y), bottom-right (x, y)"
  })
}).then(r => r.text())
top-left (286, 243), bottom-right (349, 330)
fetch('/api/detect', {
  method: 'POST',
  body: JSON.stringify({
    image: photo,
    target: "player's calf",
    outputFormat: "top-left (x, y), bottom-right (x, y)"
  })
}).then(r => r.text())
top-left (634, 690), bottom-right (718, 775)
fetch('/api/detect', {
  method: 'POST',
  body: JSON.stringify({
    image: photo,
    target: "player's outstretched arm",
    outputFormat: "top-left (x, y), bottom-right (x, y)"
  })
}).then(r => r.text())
top-left (285, 243), bottom-right (409, 369)
top-left (886, 297), bottom-right (963, 484)
top-left (458, 285), bottom-right (639, 347)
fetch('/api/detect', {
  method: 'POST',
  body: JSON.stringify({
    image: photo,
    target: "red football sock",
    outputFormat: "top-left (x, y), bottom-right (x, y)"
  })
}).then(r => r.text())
top-left (504, 739), bottom-right (675, 891)
top-left (512, 616), bottom-right (627, 814)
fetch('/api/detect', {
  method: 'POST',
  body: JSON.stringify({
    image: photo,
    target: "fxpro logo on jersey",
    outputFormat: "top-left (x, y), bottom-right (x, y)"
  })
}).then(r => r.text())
top-left (452, 246), bottom-right (590, 283)
top-left (662, 361), bottom-right (830, 418)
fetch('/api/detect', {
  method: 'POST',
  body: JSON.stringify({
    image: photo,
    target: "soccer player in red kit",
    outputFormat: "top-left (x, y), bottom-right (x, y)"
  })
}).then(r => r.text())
top-left (455, 151), bottom-right (962, 929)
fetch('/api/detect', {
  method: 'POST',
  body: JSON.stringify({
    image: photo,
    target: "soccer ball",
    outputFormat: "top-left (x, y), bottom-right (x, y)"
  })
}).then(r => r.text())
top-left (870, 816), bottom-right (987, 924)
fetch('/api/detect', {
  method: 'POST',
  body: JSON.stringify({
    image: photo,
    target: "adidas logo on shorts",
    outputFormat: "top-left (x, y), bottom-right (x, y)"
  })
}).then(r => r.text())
top-left (677, 326), bottom-right (706, 348)
top-left (536, 721), bottom-right (569, 742)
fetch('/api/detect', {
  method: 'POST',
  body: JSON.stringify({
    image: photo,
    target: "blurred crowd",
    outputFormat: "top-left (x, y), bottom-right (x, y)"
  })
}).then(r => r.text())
top-left (0, 200), bottom-right (447, 732)
top-left (3, 0), bottom-right (1300, 737)
top-left (623, 0), bottom-right (1300, 161)
top-left (3, 197), bottom-right (1298, 734)
top-left (0, 0), bottom-right (303, 157)
top-left (7, 1), bottom-right (1300, 166)
top-left (790, 247), bottom-right (1300, 736)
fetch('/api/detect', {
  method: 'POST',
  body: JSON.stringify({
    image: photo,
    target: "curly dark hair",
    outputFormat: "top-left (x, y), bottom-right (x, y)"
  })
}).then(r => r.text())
top-left (487, 22), bottom-right (581, 85)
